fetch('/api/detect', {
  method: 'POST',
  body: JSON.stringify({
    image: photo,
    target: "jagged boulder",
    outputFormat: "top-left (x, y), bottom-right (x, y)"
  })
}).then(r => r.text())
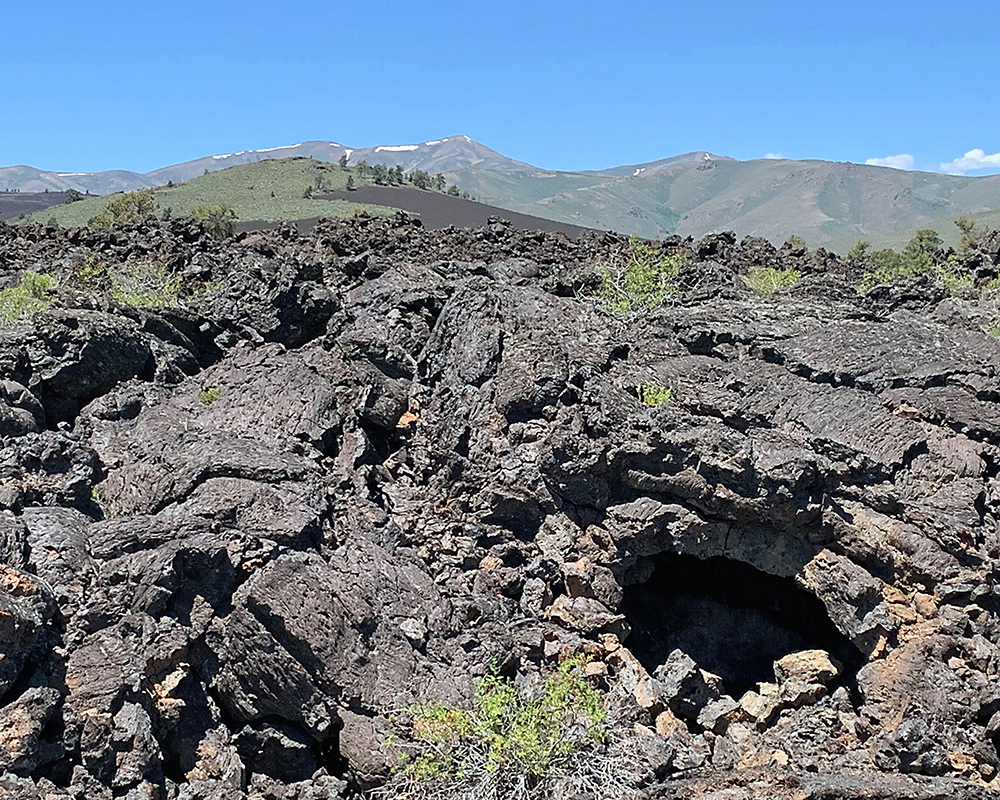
top-left (0, 216), bottom-right (997, 798)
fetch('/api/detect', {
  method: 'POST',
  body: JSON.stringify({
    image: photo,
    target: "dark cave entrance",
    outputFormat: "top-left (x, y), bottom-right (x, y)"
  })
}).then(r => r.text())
top-left (620, 553), bottom-right (861, 698)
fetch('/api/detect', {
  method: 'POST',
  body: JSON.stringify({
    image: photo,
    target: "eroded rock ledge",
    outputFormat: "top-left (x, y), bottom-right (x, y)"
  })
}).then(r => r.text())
top-left (0, 215), bottom-right (999, 799)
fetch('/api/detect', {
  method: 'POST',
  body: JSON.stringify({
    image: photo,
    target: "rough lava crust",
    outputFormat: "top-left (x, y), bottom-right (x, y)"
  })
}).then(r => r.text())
top-left (1, 214), bottom-right (999, 799)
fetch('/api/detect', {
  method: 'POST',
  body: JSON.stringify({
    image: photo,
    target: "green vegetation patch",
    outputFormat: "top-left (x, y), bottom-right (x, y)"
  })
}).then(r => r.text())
top-left (109, 257), bottom-right (182, 308)
top-left (743, 266), bottom-right (801, 295)
top-left (600, 237), bottom-right (686, 313)
top-left (856, 225), bottom-right (1000, 298)
top-left (190, 204), bottom-right (237, 240)
top-left (89, 189), bottom-right (157, 228)
top-left (25, 159), bottom-right (394, 228)
top-left (638, 382), bottom-right (672, 407)
top-left (377, 657), bottom-right (632, 800)
top-left (857, 229), bottom-right (944, 292)
top-left (71, 251), bottom-right (218, 309)
top-left (0, 271), bottom-right (55, 325)
top-left (939, 268), bottom-right (975, 296)
top-left (198, 386), bottom-right (223, 405)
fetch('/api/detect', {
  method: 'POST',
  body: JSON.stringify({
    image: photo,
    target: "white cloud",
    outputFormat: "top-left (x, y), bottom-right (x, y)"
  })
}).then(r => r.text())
top-left (939, 148), bottom-right (1000, 175)
top-left (763, 152), bottom-right (785, 159)
top-left (865, 154), bottom-right (915, 170)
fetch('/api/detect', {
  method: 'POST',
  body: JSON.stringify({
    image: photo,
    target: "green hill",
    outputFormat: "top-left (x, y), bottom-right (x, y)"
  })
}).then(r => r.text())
top-left (21, 146), bottom-right (1000, 254)
top-left (27, 159), bottom-right (391, 227)
top-left (441, 157), bottom-right (1000, 252)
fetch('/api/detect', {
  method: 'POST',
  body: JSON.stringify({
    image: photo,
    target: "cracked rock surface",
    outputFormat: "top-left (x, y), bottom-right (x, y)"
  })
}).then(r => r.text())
top-left (0, 216), bottom-right (999, 798)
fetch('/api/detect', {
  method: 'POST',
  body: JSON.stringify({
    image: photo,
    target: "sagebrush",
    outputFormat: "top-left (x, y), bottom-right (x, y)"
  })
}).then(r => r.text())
top-left (0, 271), bottom-right (55, 325)
top-left (373, 657), bottom-right (638, 800)
top-left (190, 204), bottom-right (238, 240)
top-left (743, 266), bottom-right (801, 295)
top-left (856, 226), bottom-right (985, 296)
top-left (110, 257), bottom-right (182, 308)
top-left (638, 382), bottom-right (672, 407)
top-left (600, 238), bottom-right (686, 313)
top-left (89, 189), bottom-right (158, 228)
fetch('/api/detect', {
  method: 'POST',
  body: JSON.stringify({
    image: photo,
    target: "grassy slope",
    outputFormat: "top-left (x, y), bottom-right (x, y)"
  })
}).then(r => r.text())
top-left (25, 155), bottom-right (1000, 255)
top-left (27, 159), bottom-right (391, 227)
top-left (448, 168), bottom-right (681, 239)
top-left (446, 160), bottom-right (1000, 252)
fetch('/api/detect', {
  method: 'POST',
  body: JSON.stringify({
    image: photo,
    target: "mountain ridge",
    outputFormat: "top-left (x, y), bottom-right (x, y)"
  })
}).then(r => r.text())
top-left (6, 136), bottom-right (1000, 251)
top-left (0, 135), bottom-right (535, 194)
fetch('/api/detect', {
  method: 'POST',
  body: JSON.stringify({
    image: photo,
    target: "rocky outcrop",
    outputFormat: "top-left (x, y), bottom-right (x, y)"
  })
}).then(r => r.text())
top-left (0, 213), bottom-right (999, 798)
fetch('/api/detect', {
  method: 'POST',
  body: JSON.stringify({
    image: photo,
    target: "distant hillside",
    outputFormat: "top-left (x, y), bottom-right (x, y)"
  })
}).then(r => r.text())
top-left (8, 137), bottom-right (1000, 251)
top-left (25, 160), bottom-right (391, 228)
top-left (146, 135), bottom-right (537, 186)
top-left (0, 136), bottom-right (533, 196)
top-left (0, 166), bottom-right (153, 195)
top-left (442, 156), bottom-right (1000, 251)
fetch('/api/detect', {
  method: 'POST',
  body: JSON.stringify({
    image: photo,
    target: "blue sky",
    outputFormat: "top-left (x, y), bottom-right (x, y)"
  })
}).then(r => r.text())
top-left (4, 0), bottom-right (999, 175)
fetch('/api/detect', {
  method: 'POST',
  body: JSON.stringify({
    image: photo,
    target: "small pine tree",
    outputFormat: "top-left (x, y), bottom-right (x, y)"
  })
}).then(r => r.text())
top-left (783, 234), bottom-right (808, 253)
top-left (88, 189), bottom-right (157, 228)
top-left (338, 154), bottom-right (349, 170)
top-left (848, 240), bottom-right (872, 264)
top-left (955, 217), bottom-right (985, 253)
top-left (190, 204), bottom-right (238, 240)
top-left (346, 175), bottom-right (356, 191)
top-left (410, 170), bottom-right (432, 190)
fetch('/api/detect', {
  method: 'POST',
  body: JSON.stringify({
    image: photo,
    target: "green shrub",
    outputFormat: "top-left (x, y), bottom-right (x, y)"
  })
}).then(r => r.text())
top-left (858, 226), bottom-right (990, 296)
top-left (638, 382), bottom-right (672, 407)
top-left (860, 248), bottom-right (926, 291)
top-left (600, 237), bottom-right (685, 313)
top-left (89, 189), bottom-right (157, 228)
top-left (110, 257), bottom-right (181, 308)
top-left (743, 266), bottom-right (801, 295)
top-left (190, 204), bottom-right (238, 240)
top-left (376, 657), bottom-right (634, 800)
top-left (0, 272), bottom-right (55, 325)
top-left (783, 234), bottom-right (808, 253)
top-left (73, 255), bottom-right (109, 287)
top-left (198, 386), bottom-right (223, 405)
top-left (955, 216), bottom-right (988, 254)
top-left (938, 267), bottom-right (975, 296)
top-left (984, 320), bottom-right (1000, 338)
top-left (847, 240), bottom-right (872, 263)
top-left (860, 229), bottom-right (944, 292)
